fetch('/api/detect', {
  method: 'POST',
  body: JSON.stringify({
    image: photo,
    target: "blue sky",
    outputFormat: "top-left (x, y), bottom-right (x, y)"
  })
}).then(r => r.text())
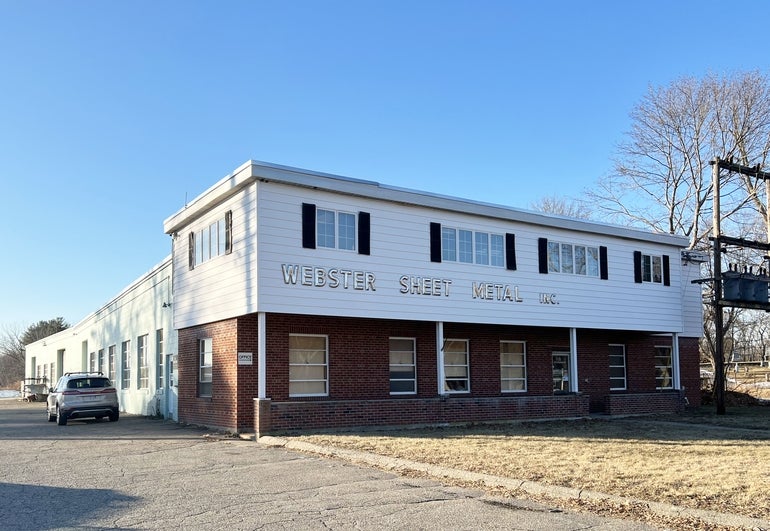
top-left (1, 0), bottom-right (768, 328)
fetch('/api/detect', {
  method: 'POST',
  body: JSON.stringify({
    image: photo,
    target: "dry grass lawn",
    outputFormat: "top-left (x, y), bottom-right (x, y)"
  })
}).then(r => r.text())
top-left (295, 405), bottom-right (770, 529)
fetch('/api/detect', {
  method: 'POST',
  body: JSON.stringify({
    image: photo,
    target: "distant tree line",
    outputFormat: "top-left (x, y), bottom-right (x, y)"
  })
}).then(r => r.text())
top-left (0, 318), bottom-right (69, 388)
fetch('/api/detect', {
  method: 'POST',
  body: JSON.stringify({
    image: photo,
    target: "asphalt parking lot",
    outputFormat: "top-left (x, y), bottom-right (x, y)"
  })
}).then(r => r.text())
top-left (0, 400), bottom-right (657, 530)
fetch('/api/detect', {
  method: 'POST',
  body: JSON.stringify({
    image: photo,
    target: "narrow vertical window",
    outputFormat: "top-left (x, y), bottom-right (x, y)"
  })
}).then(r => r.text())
top-left (98, 349), bottom-right (105, 374)
top-left (547, 241), bottom-right (560, 272)
top-left (491, 234), bottom-right (505, 267)
top-left (609, 344), bottom-right (627, 391)
top-left (156, 329), bottom-right (164, 389)
top-left (199, 338), bottom-right (213, 397)
top-left (441, 227), bottom-right (457, 261)
top-left (108, 345), bottom-right (116, 383)
top-left (458, 230), bottom-right (473, 263)
top-left (474, 232), bottom-right (489, 265)
top-left (338, 212), bottom-right (356, 250)
top-left (552, 351), bottom-right (569, 393)
top-left (89, 352), bottom-right (96, 373)
top-left (121, 340), bottom-right (131, 390)
top-left (316, 209), bottom-right (336, 248)
top-left (137, 334), bottom-right (149, 389)
top-left (389, 338), bottom-right (416, 394)
top-left (655, 346), bottom-right (673, 390)
top-left (289, 334), bottom-right (328, 397)
top-left (500, 341), bottom-right (526, 392)
top-left (443, 339), bottom-right (469, 393)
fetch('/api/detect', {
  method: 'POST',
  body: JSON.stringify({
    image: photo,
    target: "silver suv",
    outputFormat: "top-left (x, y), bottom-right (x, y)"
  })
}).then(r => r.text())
top-left (46, 372), bottom-right (120, 426)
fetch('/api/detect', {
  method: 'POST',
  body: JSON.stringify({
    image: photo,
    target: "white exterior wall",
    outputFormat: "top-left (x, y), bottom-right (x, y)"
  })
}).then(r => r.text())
top-left (162, 161), bottom-right (702, 337)
top-left (256, 182), bottom-right (700, 335)
top-left (24, 257), bottom-right (177, 418)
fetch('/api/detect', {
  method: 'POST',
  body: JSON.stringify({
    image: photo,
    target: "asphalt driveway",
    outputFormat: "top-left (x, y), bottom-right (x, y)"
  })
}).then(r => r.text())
top-left (0, 400), bottom-right (656, 530)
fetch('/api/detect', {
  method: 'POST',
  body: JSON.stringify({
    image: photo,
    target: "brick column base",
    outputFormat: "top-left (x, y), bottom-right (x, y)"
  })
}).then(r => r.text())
top-left (254, 398), bottom-right (272, 439)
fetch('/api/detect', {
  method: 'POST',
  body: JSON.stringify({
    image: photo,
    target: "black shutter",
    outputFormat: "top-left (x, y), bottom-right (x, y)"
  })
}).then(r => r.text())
top-left (538, 238), bottom-right (548, 274)
top-left (188, 232), bottom-right (196, 270)
top-left (225, 210), bottom-right (233, 254)
top-left (662, 254), bottom-right (670, 286)
top-left (302, 203), bottom-right (316, 249)
top-left (430, 222), bottom-right (442, 263)
top-left (358, 211), bottom-right (370, 255)
top-left (505, 233), bottom-right (516, 271)
top-left (599, 246), bottom-right (608, 280)
top-left (633, 251), bottom-right (643, 283)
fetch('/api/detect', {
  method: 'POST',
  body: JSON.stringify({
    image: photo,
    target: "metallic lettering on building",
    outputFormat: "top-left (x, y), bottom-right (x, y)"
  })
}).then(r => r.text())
top-left (281, 264), bottom-right (376, 291)
top-left (398, 275), bottom-right (452, 296)
top-left (471, 282), bottom-right (523, 302)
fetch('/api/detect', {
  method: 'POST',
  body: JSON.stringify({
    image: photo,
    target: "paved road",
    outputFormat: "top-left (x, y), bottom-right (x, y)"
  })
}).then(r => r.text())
top-left (0, 400), bottom-right (657, 530)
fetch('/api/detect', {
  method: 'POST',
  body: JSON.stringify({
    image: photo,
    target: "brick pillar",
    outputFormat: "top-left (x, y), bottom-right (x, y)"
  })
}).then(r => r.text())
top-left (254, 398), bottom-right (271, 438)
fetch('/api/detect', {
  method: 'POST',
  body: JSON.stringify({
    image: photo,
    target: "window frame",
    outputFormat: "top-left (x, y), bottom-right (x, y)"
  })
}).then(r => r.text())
top-left (137, 334), bottom-right (149, 389)
top-left (121, 340), bottom-right (131, 390)
top-left (609, 344), bottom-right (627, 391)
top-left (316, 208), bottom-right (357, 251)
top-left (289, 334), bottom-right (329, 397)
top-left (189, 211), bottom-right (233, 269)
top-left (441, 226), bottom-right (505, 268)
top-left (655, 345), bottom-right (674, 390)
top-left (642, 254), bottom-right (663, 283)
top-left (443, 339), bottom-right (470, 394)
top-left (108, 345), bottom-right (116, 383)
top-left (389, 337), bottom-right (417, 395)
top-left (548, 241), bottom-right (600, 277)
top-left (199, 338), bottom-right (213, 398)
top-left (500, 340), bottom-right (527, 393)
top-left (156, 329), bottom-right (164, 389)
top-left (552, 350), bottom-right (570, 393)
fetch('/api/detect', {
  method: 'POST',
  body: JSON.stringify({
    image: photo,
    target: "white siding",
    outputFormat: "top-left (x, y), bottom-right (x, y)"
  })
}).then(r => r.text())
top-left (171, 185), bottom-right (258, 330)
top-left (256, 183), bottom-right (700, 334)
top-left (24, 257), bottom-right (176, 417)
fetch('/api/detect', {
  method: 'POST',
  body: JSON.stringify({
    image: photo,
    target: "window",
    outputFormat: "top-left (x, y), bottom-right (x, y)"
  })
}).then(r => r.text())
top-left (609, 344), bottom-right (627, 391)
top-left (108, 345), bottom-right (116, 383)
top-left (98, 349), bottom-right (105, 374)
top-left (444, 339), bottom-right (469, 393)
top-left (643, 254), bottom-right (662, 283)
top-left (189, 211), bottom-right (233, 269)
top-left (121, 340), bottom-right (131, 390)
top-left (500, 341), bottom-right (526, 392)
top-left (289, 334), bottom-right (328, 397)
top-left (389, 338), bottom-right (416, 394)
top-left (441, 227), bottom-right (504, 267)
top-left (548, 241), bottom-right (600, 277)
top-left (199, 338), bottom-right (213, 397)
top-left (156, 329), bottom-right (164, 389)
top-left (89, 352), bottom-right (96, 373)
top-left (137, 334), bottom-right (149, 389)
top-left (552, 351), bottom-right (570, 392)
top-left (316, 208), bottom-right (356, 251)
top-left (655, 346), bottom-right (673, 389)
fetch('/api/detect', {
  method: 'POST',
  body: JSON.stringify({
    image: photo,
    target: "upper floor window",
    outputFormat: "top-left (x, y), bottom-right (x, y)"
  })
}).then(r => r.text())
top-left (633, 251), bottom-right (670, 285)
top-left (547, 241), bottom-right (600, 276)
top-left (188, 211), bottom-right (233, 269)
top-left (302, 203), bottom-right (370, 255)
top-left (440, 227), bottom-right (505, 267)
top-left (317, 208), bottom-right (356, 250)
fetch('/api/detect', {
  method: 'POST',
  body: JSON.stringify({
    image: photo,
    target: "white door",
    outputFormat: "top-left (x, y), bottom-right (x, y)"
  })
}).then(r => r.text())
top-left (166, 354), bottom-right (178, 421)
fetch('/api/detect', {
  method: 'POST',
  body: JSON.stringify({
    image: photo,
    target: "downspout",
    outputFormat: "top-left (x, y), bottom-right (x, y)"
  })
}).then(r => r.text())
top-left (672, 332), bottom-right (681, 390)
top-left (436, 321), bottom-right (446, 396)
top-left (258, 312), bottom-right (266, 399)
top-left (570, 328), bottom-right (579, 393)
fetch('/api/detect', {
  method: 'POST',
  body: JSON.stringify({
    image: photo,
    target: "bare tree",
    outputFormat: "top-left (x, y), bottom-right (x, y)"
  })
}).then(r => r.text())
top-left (0, 318), bottom-right (69, 388)
top-left (529, 195), bottom-right (594, 220)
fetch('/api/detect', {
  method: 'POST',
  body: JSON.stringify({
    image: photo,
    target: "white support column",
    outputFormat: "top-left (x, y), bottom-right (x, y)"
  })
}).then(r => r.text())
top-left (569, 328), bottom-right (579, 393)
top-left (258, 312), bottom-right (266, 399)
top-left (672, 332), bottom-right (681, 390)
top-left (436, 321), bottom-right (446, 396)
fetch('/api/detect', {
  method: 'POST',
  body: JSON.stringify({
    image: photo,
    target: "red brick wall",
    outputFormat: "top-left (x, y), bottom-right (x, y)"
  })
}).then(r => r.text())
top-left (184, 312), bottom-right (701, 433)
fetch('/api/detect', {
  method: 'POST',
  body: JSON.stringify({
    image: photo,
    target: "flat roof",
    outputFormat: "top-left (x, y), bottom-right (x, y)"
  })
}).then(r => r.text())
top-left (163, 160), bottom-right (689, 247)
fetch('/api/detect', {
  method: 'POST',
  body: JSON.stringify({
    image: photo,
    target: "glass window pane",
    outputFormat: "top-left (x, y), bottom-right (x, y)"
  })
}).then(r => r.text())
top-left (474, 232), bottom-right (489, 265)
top-left (217, 218), bottom-right (227, 255)
top-left (459, 230), bottom-right (473, 263)
top-left (338, 212), bottom-right (356, 250)
top-left (290, 381), bottom-right (327, 395)
top-left (652, 256), bottom-right (662, 283)
top-left (390, 380), bottom-right (416, 393)
top-left (575, 246), bottom-right (586, 275)
top-left (547, 241), bottom-right (560, 272)
top-left (502, 380), bottom-right (525, 391)
top-left (560, 244), bottom-right (574, 274)
top-left (316, 209), bottom-right (336, 248)
top-left (643, 255), bottom-right (652, 282)
top-left (586, 247), bottom-right (599, 277)
top-left (289, 365), bottom-right (327, 380)
top-left (442, 228), bottom-right (457, 261)
top-left (201, 226), bottom-right (210, 262)
top-left (501, 367), bottom-right (525, 379)
top-left (491, 234), bottom-right (504, 267)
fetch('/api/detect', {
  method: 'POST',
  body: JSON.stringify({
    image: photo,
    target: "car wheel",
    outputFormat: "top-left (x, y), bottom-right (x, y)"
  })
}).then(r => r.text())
top-left (46, 406), bottom-right (55, 422)
top-left (56, 407), bottom-right (67, 426)
top-left (108, 409), bottom-right (119, 422)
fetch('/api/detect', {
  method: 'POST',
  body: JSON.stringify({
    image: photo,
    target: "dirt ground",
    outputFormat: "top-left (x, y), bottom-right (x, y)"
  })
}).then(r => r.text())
top-left (295, 400), bottom-right (770, 531)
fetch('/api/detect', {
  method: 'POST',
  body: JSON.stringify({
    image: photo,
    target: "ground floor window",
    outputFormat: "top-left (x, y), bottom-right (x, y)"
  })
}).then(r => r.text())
top-left (137, 334), bottom-right (149, 389)
top-left (108, 345), bottom-right (116, 383)
top-left (121, 340), bottom-right (131, 389)
top-left (552, 351), bottom-right (570, 392)
top-left (389, 337), bottom-right (416, 394)
top-left (289, 334), bottom-right (328, 397)
top-left (444, 339), bottom-right (469, 393)
top-left (199, 338), bottom-right (213, 397)
top-left (500, 341), bottom-right (526, 392)
top-left (98, 349), bottom-right (105, 374)
top-left (655, 345), bottom-right (673, 389)
top-left (609, 344), bottom-right (627, 390)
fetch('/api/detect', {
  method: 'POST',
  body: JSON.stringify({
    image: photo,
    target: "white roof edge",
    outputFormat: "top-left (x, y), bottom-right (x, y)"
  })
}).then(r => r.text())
top-left (26, 255), bottom-right (173, 349)
top-left (164, 160), bottom-right (689, 248)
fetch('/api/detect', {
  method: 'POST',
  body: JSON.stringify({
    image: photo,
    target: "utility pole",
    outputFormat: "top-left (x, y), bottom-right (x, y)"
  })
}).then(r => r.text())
top-left (707, 158), bottom-right (770, 415)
